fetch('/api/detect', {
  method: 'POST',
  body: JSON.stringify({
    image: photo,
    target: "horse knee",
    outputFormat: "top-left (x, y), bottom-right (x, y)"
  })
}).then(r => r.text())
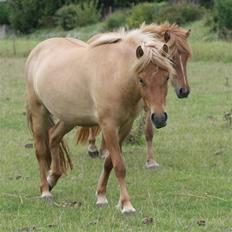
top-left (35, 139), bottom-right (47, 159)
top-left (49, 133), bottom-right (60, 149)
top-left (145, 127), bottom-right (153, 141)
top-left (114, 162), bottom-right (126, 178)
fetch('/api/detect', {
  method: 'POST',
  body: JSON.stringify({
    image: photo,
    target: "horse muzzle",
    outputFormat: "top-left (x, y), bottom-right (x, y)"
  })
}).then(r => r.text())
top-left (176, 87), bottom-right (190, 98)
top-left (151, 112), bottom-right (168, 129)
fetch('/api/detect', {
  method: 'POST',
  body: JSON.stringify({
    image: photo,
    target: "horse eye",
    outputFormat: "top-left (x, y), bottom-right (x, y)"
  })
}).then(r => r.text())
top-left (139, 78), bottom-right (145, 86)
top-left (167, 76), bottom-right (169, 81)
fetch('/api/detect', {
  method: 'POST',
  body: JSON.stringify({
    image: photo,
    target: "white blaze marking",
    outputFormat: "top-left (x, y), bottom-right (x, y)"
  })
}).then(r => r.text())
top-left (179, 55), bottom-right (187, 86)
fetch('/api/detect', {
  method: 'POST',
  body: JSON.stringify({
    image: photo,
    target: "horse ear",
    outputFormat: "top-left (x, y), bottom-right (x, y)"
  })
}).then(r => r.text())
top-left (161, 44), bottom-right (168, 56)
top-left (164, 31), bottom-right (170, 43)
top-left (186, 29), bottom-right (191, 38)
top-left (136, 45), bottom-right (144, 59)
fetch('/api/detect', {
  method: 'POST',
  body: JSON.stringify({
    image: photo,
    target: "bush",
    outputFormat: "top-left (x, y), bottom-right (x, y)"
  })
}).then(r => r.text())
top-left (156, 3), bottom-right (204, 25)
top-left (55, 2), bottom-right (100, 30)
top-left (55, 4), bottom-right (79, 30)
top-left (103, 9), bottom-right (130, 30)
top-left (127, 2), bottom-right (166, 28)
top-left (0, 2), bottom-right (9, 25)
top-left (126, 2), bottom-right (203, 28)
top-left (215, 0), bottom-right (232, 40)
top-left (8, 0), bottom-right (41, 33)
top-left (199, 0), bottom-right (214, 9)
top-left (80, 1), bottom-right (100, 26)
top-left (125, 114), bottom-right (144, 145)
top-left (7, 0), bottom-right (66, 32)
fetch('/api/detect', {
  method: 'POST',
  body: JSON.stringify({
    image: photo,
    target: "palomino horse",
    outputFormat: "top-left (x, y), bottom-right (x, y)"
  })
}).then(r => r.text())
top-left (83, 24), bottom-right (192, 169)
top-left (26, 30), bottom-right (175, 213)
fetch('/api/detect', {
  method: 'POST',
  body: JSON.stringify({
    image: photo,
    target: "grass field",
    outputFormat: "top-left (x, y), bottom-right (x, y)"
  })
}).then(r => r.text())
top-left (0, 55), bottom-right (231, 231)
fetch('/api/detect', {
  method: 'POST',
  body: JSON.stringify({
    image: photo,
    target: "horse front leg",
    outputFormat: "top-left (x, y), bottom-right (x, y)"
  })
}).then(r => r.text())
top-left (96, 154), bottom-right (112, 206)
top-left (144, 110), bottom-right (160, 169)
top-left (97, 125), bottom-right (135, 214)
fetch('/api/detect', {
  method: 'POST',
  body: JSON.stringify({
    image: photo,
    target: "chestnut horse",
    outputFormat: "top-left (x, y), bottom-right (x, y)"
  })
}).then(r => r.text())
top-left (25, 30), bottom-right (174, 213)
top-left (83, 24), bottom-right (192, 168)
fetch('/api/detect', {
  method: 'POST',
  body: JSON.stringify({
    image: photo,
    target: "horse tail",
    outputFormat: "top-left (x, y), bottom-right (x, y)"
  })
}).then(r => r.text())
top-left (26, 102), bottom-right (72, 174)
top-left (76, 126), bottom-right (101, 144)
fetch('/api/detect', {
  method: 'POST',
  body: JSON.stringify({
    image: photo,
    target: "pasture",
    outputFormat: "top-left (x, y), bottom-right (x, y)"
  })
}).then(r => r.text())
top-left (0, 36), bottom-right (232, 231)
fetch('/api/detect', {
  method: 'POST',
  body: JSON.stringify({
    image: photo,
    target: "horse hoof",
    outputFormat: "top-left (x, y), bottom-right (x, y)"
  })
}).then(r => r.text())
top-left (96, 195), bottom-right (108, 207)
top-left (122, 206), bottom-right (136, 215)
top-left (117, 201), bottom-right (136, 215)
top-left (145, 160), bottom-right (160, 169)
top-left (41, 191), bottom-right (53, 202)
top-left (88, 150), bottom-right (99, 158)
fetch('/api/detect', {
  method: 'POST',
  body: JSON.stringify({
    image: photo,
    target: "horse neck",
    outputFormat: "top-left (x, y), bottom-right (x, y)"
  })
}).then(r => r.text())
top-left (125, 76), bottom-right (141, 108)
top-left (113, 43), bottom-right (142, 109)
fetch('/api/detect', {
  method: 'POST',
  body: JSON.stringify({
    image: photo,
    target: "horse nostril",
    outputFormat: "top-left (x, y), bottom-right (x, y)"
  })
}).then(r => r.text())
top-left (179, 88), bottom-right (184, 95)
top-left (151, 113), bottom-right (155, 122)
top-left (164, 112), bottom-right (168, 122)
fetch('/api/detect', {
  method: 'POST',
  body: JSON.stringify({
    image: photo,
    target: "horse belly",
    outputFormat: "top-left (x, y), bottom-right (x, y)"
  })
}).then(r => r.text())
top-left (43, 94), bottom-right (98, 126)
top-left (35, 74), bottom-right (98, 126)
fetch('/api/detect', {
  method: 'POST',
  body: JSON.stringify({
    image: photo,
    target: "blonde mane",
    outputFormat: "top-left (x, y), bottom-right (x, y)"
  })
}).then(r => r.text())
top-left (141, 23), bottom-right (192, 58)
top-left (89, 29), bottom-right (175, 76)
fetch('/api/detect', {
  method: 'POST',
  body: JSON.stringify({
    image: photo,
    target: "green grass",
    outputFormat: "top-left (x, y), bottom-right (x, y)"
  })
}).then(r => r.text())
top-left (0, 54), bottom-right (232, 231)
top-left (0, 23), bottom-right (104, 58)
top-left (0, 38), bottom-right (39, 57)
top-left (187, 20), bottom-right (232, 62)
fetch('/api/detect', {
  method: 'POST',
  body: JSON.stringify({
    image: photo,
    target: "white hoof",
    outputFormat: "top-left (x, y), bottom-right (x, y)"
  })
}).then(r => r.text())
top-left (122, 206), bottom-right (136, 215)
top-left (41, 191), bottom-right (53, 202)
top-left (117, 201), bottom-right (136, 214)
top-left (145, 160), bottom-right (160, 169)
top-left (96, 194), bottom-right (108, 207)
top-left (88, 145), bottom-right (99, 158)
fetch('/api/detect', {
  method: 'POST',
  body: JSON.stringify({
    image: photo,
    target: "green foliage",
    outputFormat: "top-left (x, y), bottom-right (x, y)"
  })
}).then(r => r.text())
top-left (79, 1), bottom-right (101, 26)
top-left (0, 2), bottom-right (9, 24)
top-left (103, 9), bottom-right (130, 30)
top-left (199, 0), bottom-right (214, 9)
top-left (125, 114), bottom-right (144, 145)
top-left (156, 3), bottom-right (204, 25)
top-left (214, 0), bottom-right (232, 40)
top-left (55, 2), bottom-right (100, 30)
top-left (55, 4), bottom-right (80, 30)
top-left (127, 2), bottom-right (166, 28)
top-left (6, 0), bottom-right (99, 33)
top-left (37, 0), bottom-right (67, 27)
top-left (8, 0), bottom-right (41, 33)
top-left (127, 2), bottom-right (204, 28)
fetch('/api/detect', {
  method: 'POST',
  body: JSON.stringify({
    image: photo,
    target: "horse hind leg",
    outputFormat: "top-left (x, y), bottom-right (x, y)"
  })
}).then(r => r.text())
top-left (99, 135), bottom-right (109, 159)
top-left (87, 127), bottom-right (99, 158)
top-left (47, 121), bottom-right (73, 191)
top-left (27, 95), bottom-right (53, 201)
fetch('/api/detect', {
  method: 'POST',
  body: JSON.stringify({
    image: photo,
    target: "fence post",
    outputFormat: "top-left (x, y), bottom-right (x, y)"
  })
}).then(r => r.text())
top-left (12, 34), bottom-right (16, 56)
